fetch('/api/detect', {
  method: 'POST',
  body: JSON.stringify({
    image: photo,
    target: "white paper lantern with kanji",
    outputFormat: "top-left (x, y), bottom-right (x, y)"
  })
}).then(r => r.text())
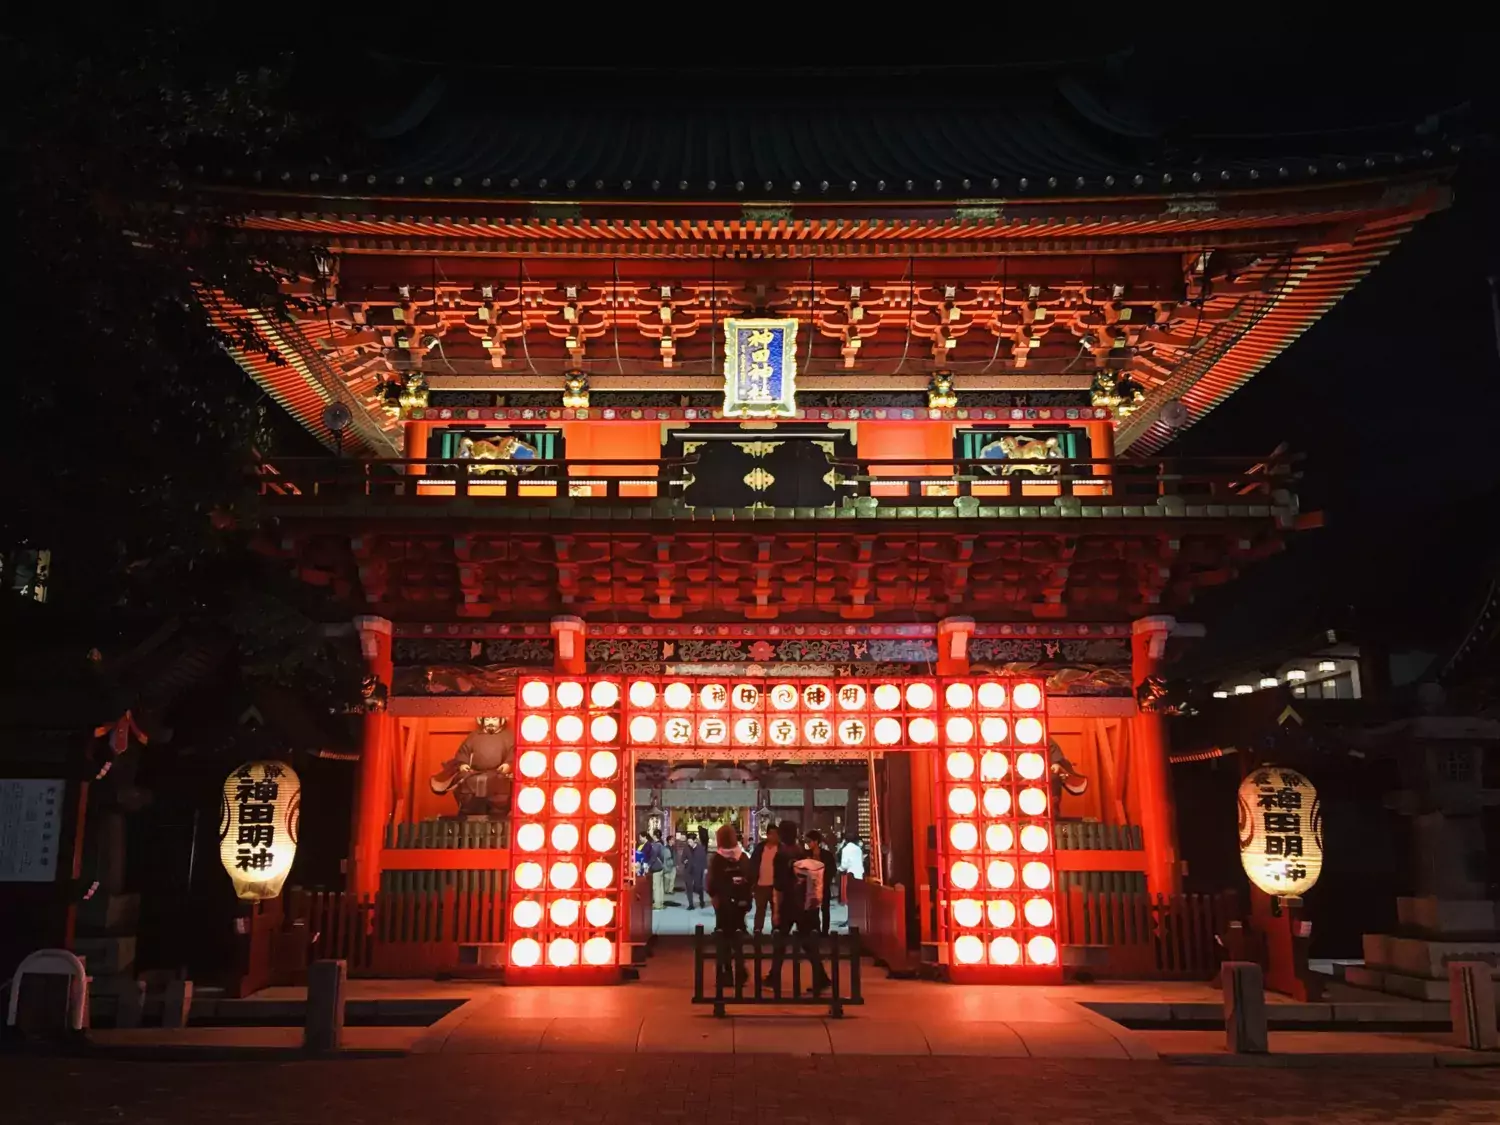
top-left (219, 761), bottom-right (301, 901)
top-left (1237, 767), bottom-right (1323, 897)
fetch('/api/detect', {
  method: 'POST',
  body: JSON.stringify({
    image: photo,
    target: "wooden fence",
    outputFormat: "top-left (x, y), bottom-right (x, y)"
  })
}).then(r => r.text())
top-left (844, 879), bottom-right (912, 974)
top-left (1058, 888), bottom-right (1240, 980)
top-left (285, 886), bottom-right (505, 977)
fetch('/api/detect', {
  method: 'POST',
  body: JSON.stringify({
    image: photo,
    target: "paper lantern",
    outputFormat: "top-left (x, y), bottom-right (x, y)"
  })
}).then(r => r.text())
top-left (585, 898), bottom-right (615, 927)
top-left (945, 682), bottom-right (975, 709)
top-left (588, 787), bottom-right (617, 814)
top-left (552, 786), bottom-right (582, 815)
top-left (590, 680), bottom-right (620, 708)
top-left (1237, 767), bottom-right (1323, 897)
top-left (219, 761), bottom-right (300, 901)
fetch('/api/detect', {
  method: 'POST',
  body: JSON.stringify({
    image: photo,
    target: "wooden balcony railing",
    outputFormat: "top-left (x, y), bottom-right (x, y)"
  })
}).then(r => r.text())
top-left (255, 453), bottom-right (1298, 514)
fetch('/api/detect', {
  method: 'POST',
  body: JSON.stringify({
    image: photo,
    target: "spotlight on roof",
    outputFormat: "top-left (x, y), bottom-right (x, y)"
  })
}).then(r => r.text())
top-left (1318, 661), bottom-right (1338, 673)
top-left (1259, 677), bottom-right (1278, 689)
top-left (1212, 690), bottom-right (1229, 700)
top-left (1234, 685), bottom-right (1253, 696)
top-left (1285, 669), bottom-right (1307, 681)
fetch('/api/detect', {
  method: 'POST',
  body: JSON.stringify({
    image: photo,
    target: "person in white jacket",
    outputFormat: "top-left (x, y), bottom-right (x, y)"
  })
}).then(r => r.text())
top-left (837, 834), bottom-right (865, 901)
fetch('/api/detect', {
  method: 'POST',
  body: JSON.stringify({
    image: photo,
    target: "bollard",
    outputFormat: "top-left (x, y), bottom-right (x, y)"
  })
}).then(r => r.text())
top-left (304, 959), bottom-right (347, 1052)
top-left (160, 978), bottom-right (193, 1029)
top-left (1221, 960), bottom-right (1268, 1054)
top-left (115, 980), bottom-right (146, 1029)
top-left (1448, 961), bottom-right (1499, 1051)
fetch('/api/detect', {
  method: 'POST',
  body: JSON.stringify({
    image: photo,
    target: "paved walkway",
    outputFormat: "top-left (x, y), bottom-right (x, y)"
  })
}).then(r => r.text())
top-left (9, 1053), bottom-right (1500, 1124)
top-left (83, 945), bottom-right (1489, 1064)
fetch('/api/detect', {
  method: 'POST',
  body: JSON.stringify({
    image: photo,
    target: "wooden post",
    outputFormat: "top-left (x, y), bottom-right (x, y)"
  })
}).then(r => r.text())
top-left (160, 978), bottom-right (193, 1029)
top-left (304, 959), bottom-right (347, 1052)
top-left (550, 616), bottom-right (586, 674)
top-left (1131, 617), bottom-right (1182, 896)
top-left (1449, 961), bottom-right (1499, 1051)
top-left (1221, 961), bottom-right (1268, 1054)
top-left (936, 617), bottom-right (974, 676)
top-left (349, 617), bottom-right (394, 898)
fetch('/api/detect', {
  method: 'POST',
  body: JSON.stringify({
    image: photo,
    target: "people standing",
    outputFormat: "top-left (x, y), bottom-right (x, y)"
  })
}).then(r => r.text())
top-left (764, 828), bottom-right (830, 994)
top-left (803, 830), bottom-right (834, 935)
top-left (748, 825), bottom-right (782, 935)
top-left (682, 832), bottom-right (709, 909)
top-left (838, 832), bottom-right (865, 904)
top-left (707, 823), bottom-right (753, 988)
top-left (647, 829), bottom-right (666, 909)
top-left (672, 830), bottom-right (690, 895)
top-left (660, 829), bottom-right (678, 905)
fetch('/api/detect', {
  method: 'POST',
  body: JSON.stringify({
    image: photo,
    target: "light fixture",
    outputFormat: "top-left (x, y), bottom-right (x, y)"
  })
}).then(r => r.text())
top-left (982, 787), bottom-right (1012, 817)
top-left (987, 899), bottom-right (1016, 928)
top-left (516, 786), bottom-right (546, 816)
top-left (585, 861), bottom-right (613, 889)
top-left (954, 935), bottom-right (985, 965)
top-left (949, 822), bottom-right (979, 851)
top-left (590, 680), bottom-right (620, 708)
top-left (985, 823), bottom-right (1014, 851)
top-left (980, 752), bottom-right (1009, 781)
top-left (589, 750), bottom-right (618, 779)
top-left (551, 823), bottom-right (580, 852)
top-left (553, 750), bottom-right (583, 778)
top-left (1027, 935), bottom-right (1058, 966)
top-left (588, 823), bottom-right (617, 853)
top-left (555, 681), bottom-right (585, 709)
top-left (547, 937), bottom-right (579, 967)
top-left (628, 681), bottom-right (657, 707)
top-left (589, 715), bottom-right (618, 743)
top-left (520, 715), bottom-right (550, 743)
top-left (510, 937), bottom-right (542, 967)
top-left (986, 860), bottom-right (1016, 889)
top-left (1285, 669), bottom-right (1307, 682)
top-left (1234, 685), bottom-right (1253, 696)
top-left (1259, 677), bottom-right (1279, 689)
top-left (1318, 660), bottom-right (1337, 672)
top-left (1212, 690), bottom-right (1229, 699)
top-left (908, 717), bottom-right (937, 744)
top-left (946, 751), bottom-right (976, 779)
top-left (582, 937), bottom-right (614, 966)
top-left (977, 682), bottom-right (1007, 709)
top-left (520, 681), bottom-right (550, 708)
top-left (555, 715), bottom-right (584, 743)
top-left (587, 787), bottom-right (617, 815)
top-left (989, 936), bottom-right (1022, 965)
top-left (517, 750), bottom-right (548, 778)
top-left (945, 717), bottom-right (975, 744)
top-left (945, 682), bottom-right (974, 709)
top-left (1012, 683), bottom-right (1043, 710)
top-left (549, 861), bottom-right (579, 890)
top-left (952, 899), bottom-right (983, 928)
top-left (549, 898), bottom-right (580, 926)
top-left (1024, 897), bottom-right (1054, 927)
top-left (948, 787), bottom-right (978, 816)
top-left (951, 861), bottom-right (980, 890)
top-left (553, 787), bottom-right (582, 815)
top-left (585, 898), bottom-right (615, 927)
top-left (980, 717), bottom-right (1009, 745)
top-left (1014, 718), bottom-right (1044, 745)
top-left (512, 899), bottom-right (543, 929)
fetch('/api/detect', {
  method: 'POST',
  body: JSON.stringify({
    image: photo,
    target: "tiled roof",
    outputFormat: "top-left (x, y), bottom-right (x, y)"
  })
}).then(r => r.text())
top-left (235, 65), bottom-right (1469, 202)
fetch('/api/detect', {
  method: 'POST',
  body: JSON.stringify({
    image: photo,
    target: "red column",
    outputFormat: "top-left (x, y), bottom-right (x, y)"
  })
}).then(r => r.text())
top-left (551, 616), bottom-right (586, 673)
top-left (1131, 615), bottom-right (1182, 896)
top-left (936, 616), bottom-right (975, 676)
top-left (349, 615), bottom-right (394, 898)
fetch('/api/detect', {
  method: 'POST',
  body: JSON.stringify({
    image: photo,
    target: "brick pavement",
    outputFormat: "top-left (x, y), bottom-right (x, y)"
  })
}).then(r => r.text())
top-left (6, 1053), bottom-right (1500, 1124)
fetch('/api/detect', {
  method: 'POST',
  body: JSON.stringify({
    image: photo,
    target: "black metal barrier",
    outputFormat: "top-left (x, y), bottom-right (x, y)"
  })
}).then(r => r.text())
top-left (691, 924), bottom-right (864, 1018)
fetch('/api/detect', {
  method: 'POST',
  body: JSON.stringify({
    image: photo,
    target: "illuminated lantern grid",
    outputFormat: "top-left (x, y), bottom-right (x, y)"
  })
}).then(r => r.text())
top-left (935, 679), bottom-right (1060, 980)
top-left (510, 677), bottom-right (624, 972)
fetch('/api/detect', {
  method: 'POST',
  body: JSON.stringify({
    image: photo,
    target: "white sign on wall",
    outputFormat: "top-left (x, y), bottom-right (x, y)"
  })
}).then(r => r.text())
top-left (0, 779), bottom-right (66, 883)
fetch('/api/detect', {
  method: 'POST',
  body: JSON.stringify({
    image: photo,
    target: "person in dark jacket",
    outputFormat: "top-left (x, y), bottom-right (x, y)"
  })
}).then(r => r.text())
top-left (682, 833), bottom-right (709, 909)
top-left (764, 827), bottom-right (830, 994)
top-left (706, 824), bottom-right (753, 988)
top-left (748, 825), bottom-right (785, 935)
